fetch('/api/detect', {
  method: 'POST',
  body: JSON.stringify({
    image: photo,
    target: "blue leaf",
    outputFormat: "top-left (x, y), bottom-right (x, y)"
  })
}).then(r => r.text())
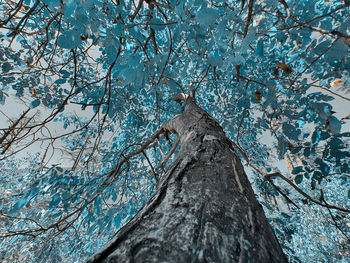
top-left (9, 197), bottom-right (28, 213)
top-left (292, 166), bottom-right (303, 174)
top-left (327, 116), bottom-right (341, 134)
top-left (57, 30), bottom-right (82, 49)
top-left (94, 196), bottom-right (101, 207)
top-left (41, 0), bottom-right (60, 9)
top-left (313, 39), bottom-right (332, 56)
top-left (304, 147), bottom-right (310, 157)
top-left (55, 78), bottom-right (66, 84)
top-left (94, 196), bottom-right (101, 214)
top-left (315, 158), bottom-right (330, 176)
top-left (30, 99), bottom-right (41, 108)
top-left (328, 138), bottom-right (343, 148)
top-left (105, 43), bottom-right (118, 64)
top-left (325, 38), bottom-right (348, 61)
top-left (113, 214), bottom-right (122, 228)
top-left (294, 174), bottom-right (303, 184)
top-left (291, 147), bottom-right (302, 154)
top-left (59, 69), bottom-right (71, 77)
top-left (49, 194), bottom-right (61, 208)
top-left (255, 39), bottom-right (264, 58)
top-left (277, 137), bottom-right (288, 158)
top-left (208, 51), bottom-right (223, 67)
top-left (2, 62), bottom-right (12, 73)
top-left (0, 90), bottom-right (5, 105)
top-left (330, 149), bottom-right (347, 160)
top-left (313, 103), bottom-right (332, 120)
top-left (232, 55), bottom-right (245, 66)
top-left (240, 27), bottom-right (256, 54)
top-left (312, 170), bottom-right (322, 181)
top-left (167, 79), bottom-right (179, 90)
top-left (196, 8), bottom-right (219, 26)
top-left (282, 123), bottom-right (300, 141)
top-left (320, 131), bottom-right (331, 140)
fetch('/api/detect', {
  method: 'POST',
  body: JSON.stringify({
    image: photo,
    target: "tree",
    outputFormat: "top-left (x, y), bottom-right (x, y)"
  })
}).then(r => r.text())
top-left (0, 0), bottom-right (349, 262)
top-left (87, 94), bottom-right (287, 262)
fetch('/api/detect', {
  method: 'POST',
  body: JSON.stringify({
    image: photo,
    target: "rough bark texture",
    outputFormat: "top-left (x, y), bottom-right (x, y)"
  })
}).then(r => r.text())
top-left (88, 97), bottom-right (287, 263)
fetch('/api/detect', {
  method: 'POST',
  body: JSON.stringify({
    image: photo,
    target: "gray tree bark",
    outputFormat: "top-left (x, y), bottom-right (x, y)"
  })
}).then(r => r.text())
top-left (88, 96), bottom-right (287, 263)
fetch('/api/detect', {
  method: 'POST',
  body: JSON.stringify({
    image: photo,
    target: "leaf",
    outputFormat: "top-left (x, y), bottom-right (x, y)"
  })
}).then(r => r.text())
top-left (327, 116), bottom-right (341, 134)
top-left (320, 131), bottom-right (331, 140)
top-left (167, 79), bottom-right (179, 89)
top-left (232, 55), bottom-right (245, 66)
top-left (113, 214), bottom-right (122, 228)
top-left (315, 158), bottom-right (330, 176)
top-left (1, 62), bottom-right (12, 73)
top-left (9, 197), bottom-right (28, 213)
top-left (255, 39), bottom-right (264, 58)
top-left (312, 170), bottom-right (322, 181)
top-left (94, 196), bottom-right (101, 207)
top-left (325, 38), bottom-right (348, 60)
top-left (313, 103), bottom-right (332, 120)
top-left (49, 194), bottom-right (61, 208)
top-left (94, 196), bottom-right (102, 214)
top-left (282, 123), bottom-right (300, 141)
top-left (276, 62), bottom-right (292, 74)
top-left (292, 166), bottom-right (303, 174)
top-left (162, 77), bottom-right (167, 84)
top-left (55, 78), bottom-right (66, 84)
top-left (42, 0), bottom-right (60, 9)
top-left (304, 147), bottom-right (310, 157)
top-left (196, 8), bottom-right (219, 26)
top-left (30, 99), bottom-right (41, 108)
top-left (294, 174), bottom-right (303, 184)
top-left (0, 90), bottom-right (4, 105)
top-left (105, 43), bottom-right (118, 64)
top-left (57, 29), bottom-right (82, 49)
top-left (311, 129), bottom-right (330, 143)
top-left (328, 138), bottom-right (343, 148)
top-left (208, 52), bottom-right (223, 67)
top-left (240, 27), bottom-right (256, 54)
top-left (108, 104), bottom-right (118, 119)
top-left (59, 69), bottom-right (70, 77)
top-left (277, 136), bottom-right (288, 158)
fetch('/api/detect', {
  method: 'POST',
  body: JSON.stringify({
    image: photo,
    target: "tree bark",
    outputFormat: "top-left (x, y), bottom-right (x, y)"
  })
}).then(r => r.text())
top-left (88, 97), bottom-right (287, 263)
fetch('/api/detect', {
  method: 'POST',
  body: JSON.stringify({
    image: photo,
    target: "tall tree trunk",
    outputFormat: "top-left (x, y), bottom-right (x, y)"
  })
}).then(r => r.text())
top-left (88, 96), bottom-right (287, 263)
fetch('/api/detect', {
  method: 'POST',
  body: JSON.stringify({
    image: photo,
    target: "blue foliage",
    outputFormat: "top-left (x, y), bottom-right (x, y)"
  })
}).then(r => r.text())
top-left (0, 0), bottom-right (349, 262)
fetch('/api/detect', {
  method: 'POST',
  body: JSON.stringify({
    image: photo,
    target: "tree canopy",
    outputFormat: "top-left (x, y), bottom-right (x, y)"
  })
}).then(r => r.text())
top-left (0, 0), bottom-right (349, 262)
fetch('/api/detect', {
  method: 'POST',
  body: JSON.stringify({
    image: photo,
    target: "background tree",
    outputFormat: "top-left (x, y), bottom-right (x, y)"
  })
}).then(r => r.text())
top-left (0, 0), bottom-right (349, 262)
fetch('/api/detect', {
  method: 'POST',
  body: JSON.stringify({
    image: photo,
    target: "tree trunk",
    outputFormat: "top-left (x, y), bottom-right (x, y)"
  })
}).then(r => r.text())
top-left (88, 97), bottom-right (287, 263)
